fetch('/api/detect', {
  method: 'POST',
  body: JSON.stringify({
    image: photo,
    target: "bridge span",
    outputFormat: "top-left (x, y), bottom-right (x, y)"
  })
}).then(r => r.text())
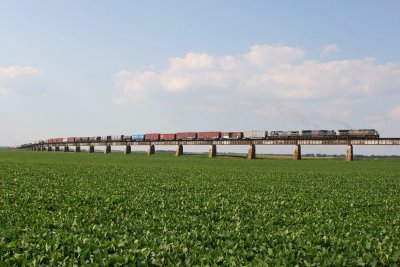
top-left (21, 138), bottom-right (400, 161)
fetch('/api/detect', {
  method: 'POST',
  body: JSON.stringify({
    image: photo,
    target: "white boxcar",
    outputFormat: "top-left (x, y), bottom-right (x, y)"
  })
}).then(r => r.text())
top-left (243, 130), bottom-right (268, 139)
top-left (111, 135), bottom-right (122, 141)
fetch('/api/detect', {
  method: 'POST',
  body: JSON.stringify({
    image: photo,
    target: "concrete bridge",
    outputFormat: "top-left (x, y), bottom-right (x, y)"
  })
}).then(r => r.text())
top-left (21, 138), bottom-right (400, 161)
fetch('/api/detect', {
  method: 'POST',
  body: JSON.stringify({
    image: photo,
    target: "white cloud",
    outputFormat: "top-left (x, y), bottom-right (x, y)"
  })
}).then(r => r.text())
top-left (115, 44), bottom-right (400, 100)
top-left (323, 43), bottom-right (339, 55)
top-left (0, 66), bottom-right (42, 96)
top-left (390, 106), bottom-right (400, 119)
top-left (0, 66), bottom-right (41, 78)
top-left (245, 44), bottom-right (305, 67)
top-left (170, 53), bottom-right (214, 71)
top-left (113, 44), bottom-right (400, 132)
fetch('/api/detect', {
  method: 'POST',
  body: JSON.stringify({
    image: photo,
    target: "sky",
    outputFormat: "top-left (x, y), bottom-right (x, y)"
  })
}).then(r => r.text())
top-left (1, 1), bottom-right (400, 155)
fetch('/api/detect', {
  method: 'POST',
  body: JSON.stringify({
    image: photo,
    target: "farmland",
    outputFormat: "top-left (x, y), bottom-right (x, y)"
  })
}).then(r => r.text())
top-left (1, 151), bottom-right (400, 265)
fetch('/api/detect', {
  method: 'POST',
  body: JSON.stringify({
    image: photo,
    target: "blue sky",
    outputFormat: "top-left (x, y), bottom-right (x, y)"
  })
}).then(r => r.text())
top-left (1, 1), bottom-right (399, 155)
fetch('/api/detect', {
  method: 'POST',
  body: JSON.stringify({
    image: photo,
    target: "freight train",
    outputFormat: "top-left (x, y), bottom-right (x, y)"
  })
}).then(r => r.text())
top-left (38, 129), bottom-right (379, 144)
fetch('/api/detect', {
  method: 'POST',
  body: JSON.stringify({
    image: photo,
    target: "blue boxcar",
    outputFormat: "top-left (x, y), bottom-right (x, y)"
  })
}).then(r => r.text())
top-left (131, 134), bottom-right (145, 141)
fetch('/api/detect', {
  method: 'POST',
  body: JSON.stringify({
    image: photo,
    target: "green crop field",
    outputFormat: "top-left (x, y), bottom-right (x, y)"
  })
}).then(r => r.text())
top-left (1, 150), bottom-right (400, 266)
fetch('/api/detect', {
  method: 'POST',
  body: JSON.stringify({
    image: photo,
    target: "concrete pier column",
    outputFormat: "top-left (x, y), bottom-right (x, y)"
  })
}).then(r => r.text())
top-left (247, 144), bottom-right (256, 160)
top-left (209, 144), bottom-right (217, 158)
top-left (124, 145), bottom-right (131, 154)
top-left (48, 147), bottom-right (53, 152)
top-left (55, 147), bottom-right (60, 152)
top-left (64, 146), bottom-right (69, 152)
top-left (148, 145), bottom-right (155, 155)
top-left (75, 146), bottom-right (81, 152)
top-left (89, 145), bottom-right (95, 153)
top-left (293, 144), bottom-right (301, 160)
top-left (346, 145), bottom-right (353, 161)
top-left (105, 145), bottom-right (111, 154)
top-left (176, 144), bottom-right (183, 157)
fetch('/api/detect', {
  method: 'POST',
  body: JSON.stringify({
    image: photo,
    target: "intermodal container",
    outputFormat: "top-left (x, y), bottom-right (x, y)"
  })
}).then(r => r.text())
top-left (145, 133), bottom-right (160, 141)
top-left (67, 137), bottom-right (75, 142)
top-left (197, 132), bottom-right (221, 140)
top-left (160, 133), bottom-right (176, 140)
top-left (243, 130), bottom-right (268, 139)
top-left (176, 132), bottom-right (197, 140)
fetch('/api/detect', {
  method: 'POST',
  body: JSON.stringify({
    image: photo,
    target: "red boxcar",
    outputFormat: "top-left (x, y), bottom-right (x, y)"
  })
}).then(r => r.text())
top-left (49, 138), bottom-right (63, 143)
top-left (197, 132), bottom-right (221, 140)
top-left (67, 137), bottom-right (75, 142)
top-left (145, 133), bottom-right (160, 141)
top-left (160, 133), bottom-right (176, 140)
top-left (221, 132), bottom-right (243, 139)
top-left (176, 132), bottom-right (197, 140)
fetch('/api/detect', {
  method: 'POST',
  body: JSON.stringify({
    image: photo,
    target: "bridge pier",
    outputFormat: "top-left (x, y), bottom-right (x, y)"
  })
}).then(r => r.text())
top-left (209, 144), bottom-right (217, 158)
top-left (176, 144), bottom-right (183, 156)
top-left (64, 146), bottom-right (69, 152)
top-left (89, 145), bottom-right (95, 153)
top-left (124, 145), bottom-right (131, 154)
top-left (105, 145), bottom-right (111, 154)
top-left (346, 145), bottom-right (353, 161)
top-left (293, 144), bottom-right (301, 160)
top-left (148, 145), bottom-right (155, 155)
top-left (75, 146), bottom-right (81, 152)
top-left (55, 147), bottom-right (60, 152)
top-left (247, 144), bottom-right (256, 160)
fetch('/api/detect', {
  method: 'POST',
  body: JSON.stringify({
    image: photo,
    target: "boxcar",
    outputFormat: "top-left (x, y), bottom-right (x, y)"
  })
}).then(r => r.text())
top-left (131, 134), bottom-right (145, 141)
top-left (221, 132), bottom-right (243, 139)
top-left (243, 130), bottom-right (268, 139)
top-left (197, 132), bottom-right (221, 140)
top-left (110, 135), bottom-right (123, 141)
top-left (176, 132), bottom-right (197, 140)
top-left (122, 135), bottom-right (132, 141)
top-left (145, 133), bottom-right (160, 141)
top-left (160, 133), bottom-right (176, 141)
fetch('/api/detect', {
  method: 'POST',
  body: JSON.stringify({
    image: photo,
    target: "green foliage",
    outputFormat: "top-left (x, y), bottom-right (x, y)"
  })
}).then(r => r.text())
top-left (0, 151), bottom-right (400, 265)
